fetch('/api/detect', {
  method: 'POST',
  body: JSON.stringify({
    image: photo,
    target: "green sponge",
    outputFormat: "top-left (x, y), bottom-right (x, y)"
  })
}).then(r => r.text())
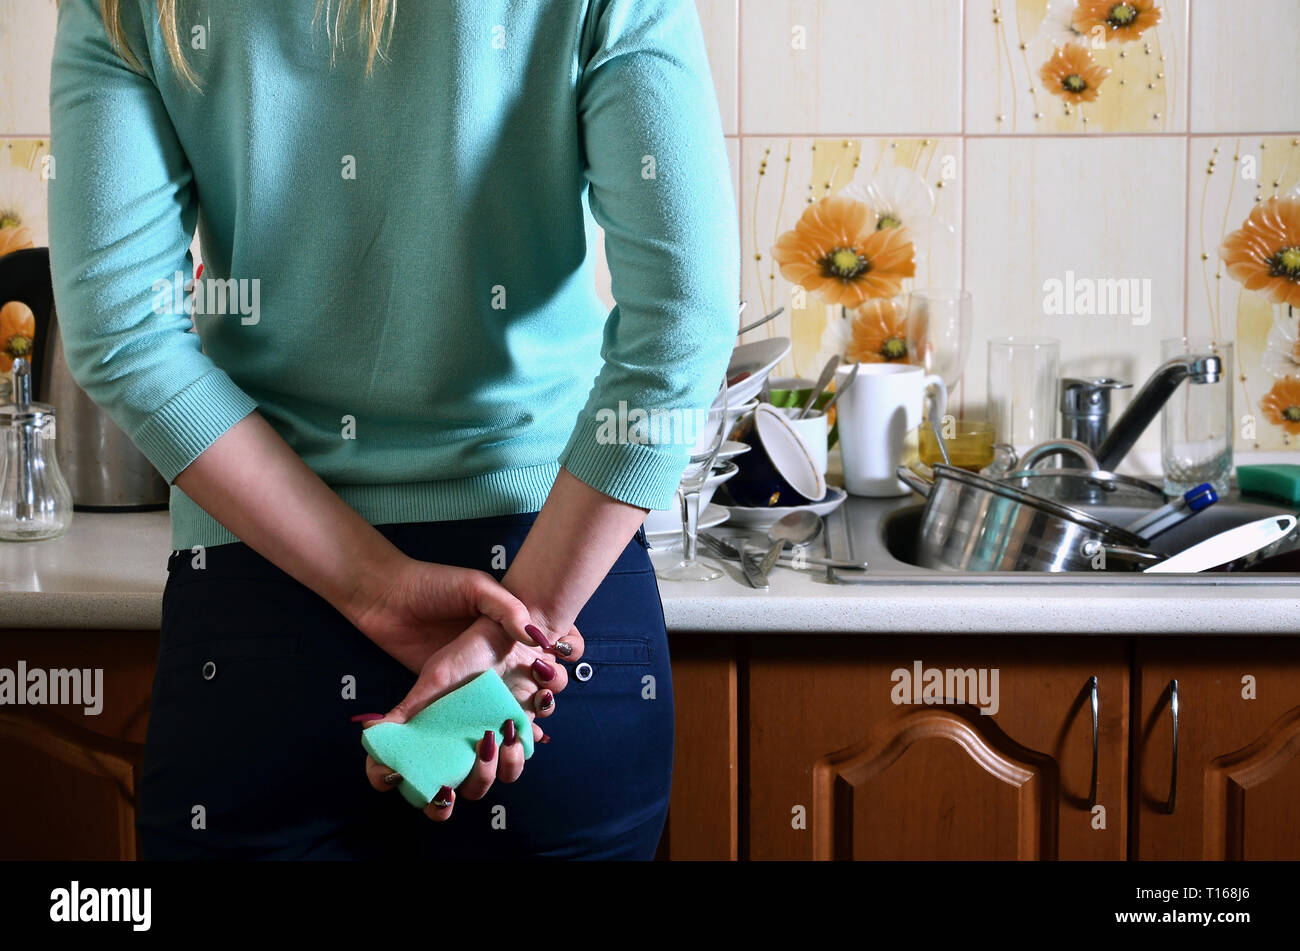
top-left (361, 670), bottom-right (534, 808)
top-left (1237, 464), bottom-right (1300, 506)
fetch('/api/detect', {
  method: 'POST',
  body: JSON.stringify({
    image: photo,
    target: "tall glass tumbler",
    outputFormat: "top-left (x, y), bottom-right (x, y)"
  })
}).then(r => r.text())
top-left (1161, 336), bottom-right (1233, 497)
top-left (906, 289), bottom-right (973, 389)
top-left (986, 337), bottom-right (1060, 454)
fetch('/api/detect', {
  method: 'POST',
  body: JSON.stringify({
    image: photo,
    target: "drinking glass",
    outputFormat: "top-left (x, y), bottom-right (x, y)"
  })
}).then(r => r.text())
top-left (906, 289), bottom-right (973, 389)
top-left (986, 337), bottom-right (1060, 454)
top-left (1162, 337), bottom-right (1233, 497)
top-left (657, 379), bottom-right (729, 582)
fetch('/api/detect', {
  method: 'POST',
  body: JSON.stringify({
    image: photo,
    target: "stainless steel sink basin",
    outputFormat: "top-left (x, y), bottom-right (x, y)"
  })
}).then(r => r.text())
top-left (821, 492), bottom-right (1300, 583)
top-left (877, 495), bottom-right (1300, 575)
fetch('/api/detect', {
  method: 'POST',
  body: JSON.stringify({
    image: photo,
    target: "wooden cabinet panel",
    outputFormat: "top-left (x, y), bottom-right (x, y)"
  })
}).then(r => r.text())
top-left (1133, 638), bottom-right (1300, 860)
top-left (662, 634), bottom-right (739, 860)
top-left (748, 636), bottom-right (1129, 861)
top-left (0, 629), bottom-right (157, 860)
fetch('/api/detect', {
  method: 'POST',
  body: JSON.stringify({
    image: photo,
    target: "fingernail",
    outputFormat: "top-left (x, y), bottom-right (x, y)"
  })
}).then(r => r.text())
top-left (538, 689), bottom-right (554, 711)
top-left (350, 713), bottom-right (384, 723)
top-left (532, 657), bottom-right (556, 681)
top-left (538, 730), bottom-right (551, 745)
top-left (479, 729), bottom-right (496, 762)
top-left (551, 640), bottom-right (574, 657)
top-left (502, 718), bottom-right (517, 746)
top-left (525, 623), bottom-right (552, 649)
top-left (432, 786), bottom-right (453, 807)
top-left (382, 771), bottom-right (402, 785)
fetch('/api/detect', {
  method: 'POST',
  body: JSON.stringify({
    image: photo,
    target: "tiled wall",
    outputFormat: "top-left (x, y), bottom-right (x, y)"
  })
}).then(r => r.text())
top-left (4, 1), bottom-right (1300, 456)
top-left (700, 0), bottom-right (1300, 457)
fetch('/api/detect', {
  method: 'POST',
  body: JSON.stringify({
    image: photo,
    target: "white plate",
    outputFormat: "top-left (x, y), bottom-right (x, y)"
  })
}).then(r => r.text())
top-left (714, 440), bottom-right (752, 462)
top-left (715, 486), bottom-right (848, 529)
top-left (725, 337), bottom-right (791, 407)
top-left (645, 503), bottom-right (730, 546)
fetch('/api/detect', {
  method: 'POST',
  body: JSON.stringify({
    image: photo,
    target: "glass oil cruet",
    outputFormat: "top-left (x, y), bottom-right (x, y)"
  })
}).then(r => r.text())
top-left (0, 356), bottom-right (73, 540)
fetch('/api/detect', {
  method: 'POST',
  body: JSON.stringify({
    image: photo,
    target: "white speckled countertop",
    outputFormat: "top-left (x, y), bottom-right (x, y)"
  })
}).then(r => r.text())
top-left (2, 501), bottom-right (1298, 635)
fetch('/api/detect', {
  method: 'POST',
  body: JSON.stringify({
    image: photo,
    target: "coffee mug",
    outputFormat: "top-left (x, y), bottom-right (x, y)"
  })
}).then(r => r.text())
top-left (835, 363), bottom-right (947, 497)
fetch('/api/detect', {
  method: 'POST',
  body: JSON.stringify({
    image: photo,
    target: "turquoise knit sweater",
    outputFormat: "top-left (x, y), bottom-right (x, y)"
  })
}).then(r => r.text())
top-left (48, 0), bottom-right (738, 549)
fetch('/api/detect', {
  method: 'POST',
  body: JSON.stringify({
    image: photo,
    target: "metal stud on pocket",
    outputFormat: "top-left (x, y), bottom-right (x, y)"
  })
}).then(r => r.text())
top-left (201, 660), bottom-right (216, 681)
top-left (575, 661), bottom-right (593, 682)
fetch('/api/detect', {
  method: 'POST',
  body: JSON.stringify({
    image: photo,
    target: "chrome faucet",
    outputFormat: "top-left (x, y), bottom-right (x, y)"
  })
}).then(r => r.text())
top-left (1060, 378), bottom-right (1132, 454)
top-left (1093, 353), bottom-right (1223, 472)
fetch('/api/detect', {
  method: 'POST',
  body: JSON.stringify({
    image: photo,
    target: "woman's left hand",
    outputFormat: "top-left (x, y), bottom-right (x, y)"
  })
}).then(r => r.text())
top-left (359, 614), bottom-right (585, 819)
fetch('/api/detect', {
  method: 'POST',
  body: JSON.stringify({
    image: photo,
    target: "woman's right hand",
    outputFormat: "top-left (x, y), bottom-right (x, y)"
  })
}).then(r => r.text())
top-left (358, 614), bottom-right (586, 820)
top-left (349, 555), bottom-right (567, 674)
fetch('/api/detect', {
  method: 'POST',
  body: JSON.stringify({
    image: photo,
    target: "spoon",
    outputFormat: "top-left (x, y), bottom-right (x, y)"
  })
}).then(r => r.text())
top-left (798, 355), bottom-right (840, 419)
top-left (820, 363), bottom-right (859, 415)
top-left (924, 384), bottom-right (951, 466)
top-left (738, 306), bottom-right (784, 337)
top-left (752, 510), bottom-right (824, 585)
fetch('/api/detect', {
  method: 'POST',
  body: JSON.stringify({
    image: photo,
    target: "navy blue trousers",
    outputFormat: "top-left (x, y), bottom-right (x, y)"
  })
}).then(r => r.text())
top-left (137, 513), bottom-right (674, 860)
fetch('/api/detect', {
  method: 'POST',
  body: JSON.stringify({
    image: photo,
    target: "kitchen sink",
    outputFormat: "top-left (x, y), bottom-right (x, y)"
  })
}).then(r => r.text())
top-left (822, 492), bottom-right (1300, 582)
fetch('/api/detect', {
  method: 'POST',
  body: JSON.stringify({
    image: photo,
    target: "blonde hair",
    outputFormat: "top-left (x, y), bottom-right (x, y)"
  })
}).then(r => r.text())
top-left (93, 0), bottom-right (396, 90)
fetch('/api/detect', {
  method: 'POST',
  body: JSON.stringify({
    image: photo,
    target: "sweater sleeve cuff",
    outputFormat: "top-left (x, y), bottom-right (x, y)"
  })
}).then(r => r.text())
top-left (129, 369), bottom-right (259, 483)
top-left (558, 413), bottom-right (688, 511)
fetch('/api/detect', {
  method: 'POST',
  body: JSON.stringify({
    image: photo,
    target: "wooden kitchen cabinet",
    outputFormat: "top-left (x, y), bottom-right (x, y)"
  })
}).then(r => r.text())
top-left (745, 637), bottom-right (1130, 860)
top-left (1132, 638), bottom-right (1300, 860)
top-left (0, 629), bottom-right (157, 860)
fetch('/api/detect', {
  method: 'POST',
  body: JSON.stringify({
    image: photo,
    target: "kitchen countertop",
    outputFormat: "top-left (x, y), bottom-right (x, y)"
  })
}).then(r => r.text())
top-left (2, 496), bottom-right (1298, 635)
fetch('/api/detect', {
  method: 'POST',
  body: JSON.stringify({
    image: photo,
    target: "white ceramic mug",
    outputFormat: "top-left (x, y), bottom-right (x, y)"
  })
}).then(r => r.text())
top-left (835, 363), bottom-right (947, 497)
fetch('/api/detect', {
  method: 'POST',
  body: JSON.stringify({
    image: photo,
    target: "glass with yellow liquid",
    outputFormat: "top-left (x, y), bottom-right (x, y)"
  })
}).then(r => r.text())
top-left (918, 419), bottom-right (998, 473)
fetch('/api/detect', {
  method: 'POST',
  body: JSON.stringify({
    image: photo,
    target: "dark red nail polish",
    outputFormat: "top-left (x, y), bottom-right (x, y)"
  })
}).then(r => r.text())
top-left (538, 689), bottom-right (554, 711)
top-left (525, 623), bottom-right (552, 649)
top-left (502, 718), bottom-right (517, 745)
top-left (433, 785), bottom-right (453, 806)
top-left (538, 732), bottom-right (551, 745)
top-left (350, 713), bottom-right (384, 723)
top-left (479, 729), bottom-right (496, 762)
top-left (532, 657), bottom-right (556, 681)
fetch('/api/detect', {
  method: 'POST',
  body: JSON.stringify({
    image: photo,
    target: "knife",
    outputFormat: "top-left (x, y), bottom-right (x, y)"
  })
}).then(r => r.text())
top-left (737, 541), bottom-right (770, 589)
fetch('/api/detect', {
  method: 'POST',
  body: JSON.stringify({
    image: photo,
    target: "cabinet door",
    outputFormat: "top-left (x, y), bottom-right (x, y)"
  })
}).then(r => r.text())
top-left (1133, 638), bottom-right (1300, 860)
top-left (747, 637), bottom-right (1128, 860)
top-left (0, 629), bottom-right (156, 860)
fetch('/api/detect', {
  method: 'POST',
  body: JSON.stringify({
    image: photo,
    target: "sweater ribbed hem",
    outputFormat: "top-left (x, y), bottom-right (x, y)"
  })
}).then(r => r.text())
top-left (557, 413), bottom-right (689, 511)
top-left (132, 369), bottom-right (259, 483)
top-left (168, 462), bottom-right (563, 549)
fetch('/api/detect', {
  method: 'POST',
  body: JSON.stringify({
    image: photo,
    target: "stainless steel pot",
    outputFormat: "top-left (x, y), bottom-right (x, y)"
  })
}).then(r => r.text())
top-left (896, 463), bottom-right (1162, 572)
top-left (38, 306), bottom-right (169, 510)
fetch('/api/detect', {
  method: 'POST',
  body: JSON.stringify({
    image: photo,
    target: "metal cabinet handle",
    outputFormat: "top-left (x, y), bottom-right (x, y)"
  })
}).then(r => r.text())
top-left (1088, 676), bottom-right (1099, 808)
top-left (1166, 679), bottom-right (1179, 814)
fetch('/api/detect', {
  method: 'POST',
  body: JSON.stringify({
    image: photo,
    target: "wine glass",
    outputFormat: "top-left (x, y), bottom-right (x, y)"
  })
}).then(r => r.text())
top-left (905, 289), bottom-right (972, 390)
top-left (656, 379), bottom-right (729, 582)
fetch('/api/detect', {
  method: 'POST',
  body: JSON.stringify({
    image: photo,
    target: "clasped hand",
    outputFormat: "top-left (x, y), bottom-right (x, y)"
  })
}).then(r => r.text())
top-left (348, 557), bottom-right (584, 820)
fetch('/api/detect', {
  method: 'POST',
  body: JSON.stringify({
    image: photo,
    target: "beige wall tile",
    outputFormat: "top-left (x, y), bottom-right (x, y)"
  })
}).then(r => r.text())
top-left (0, 137), bottom-right (50, 249)
top-left (697, 0), bottom-right (739, 135)
top-left (1187, 135), bottom-right (1300, 450)
top-left (740, 0), bottom-right (962, 135)
top-left (740, 136), bottom-right (963, 378)
top-left (963, 136), bottom-right (1186, 455)
top-left (966, 0), bottom-right (1188, 134)
top-left (1190, 0), bottom-right (1300, 133)
top-left (0, 0), bottom-right (58, 134)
